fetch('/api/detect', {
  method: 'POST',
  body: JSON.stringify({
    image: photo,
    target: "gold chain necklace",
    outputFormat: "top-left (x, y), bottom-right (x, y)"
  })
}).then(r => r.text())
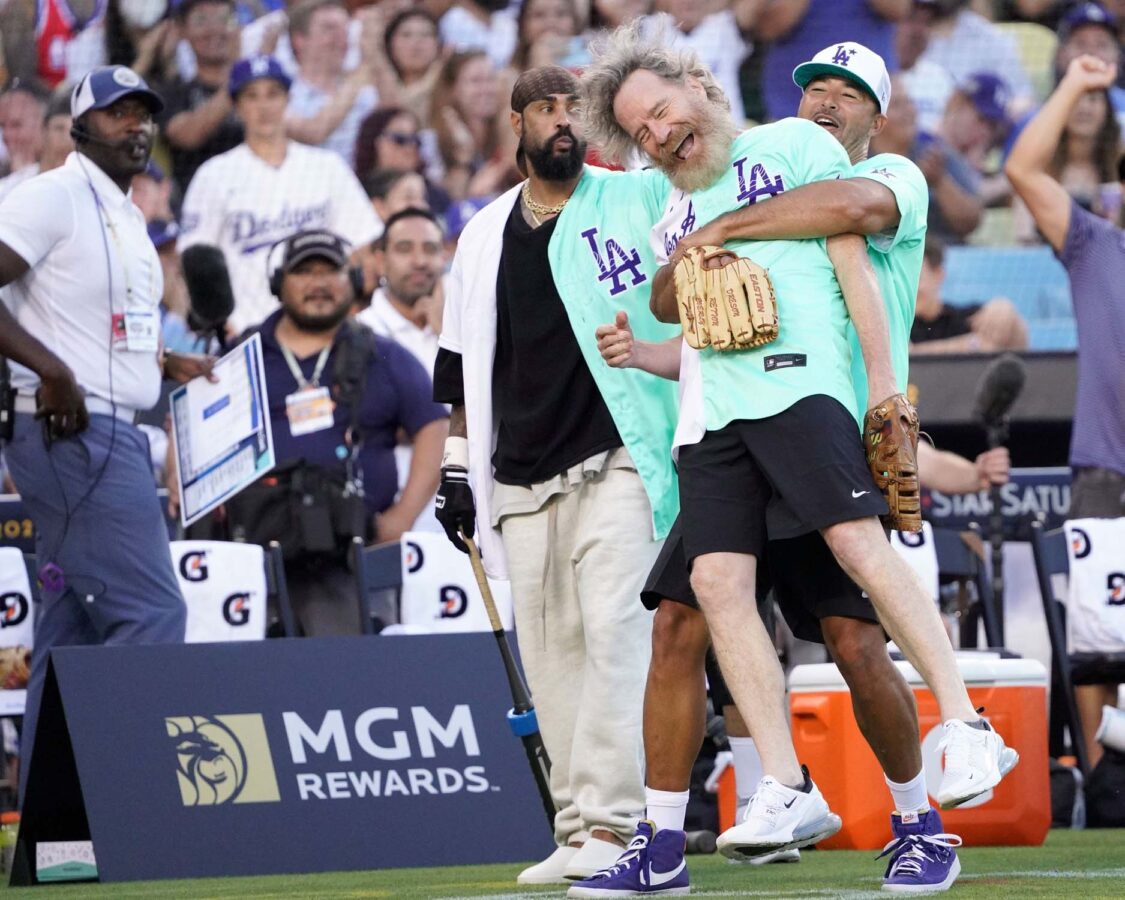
top-left (521, 180), bottom-right (569, 222)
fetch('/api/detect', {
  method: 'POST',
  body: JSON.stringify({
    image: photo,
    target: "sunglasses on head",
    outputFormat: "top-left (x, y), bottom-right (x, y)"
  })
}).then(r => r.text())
top-left (384, 131), bottom-right (422, 147)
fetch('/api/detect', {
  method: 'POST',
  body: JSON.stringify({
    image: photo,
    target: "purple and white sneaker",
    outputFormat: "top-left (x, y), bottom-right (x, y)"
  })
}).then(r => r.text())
top-left (879, 808), bottom-right (962, 894)
top-left (567, 821), bottom-right (689, 898)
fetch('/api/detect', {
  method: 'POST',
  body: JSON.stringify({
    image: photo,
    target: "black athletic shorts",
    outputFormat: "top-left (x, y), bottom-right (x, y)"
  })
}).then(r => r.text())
top-left (642, 517), bottom-right (880, 647)
top-left (677, 394), bottom-right (887, 564)
top-left (768, 531), bottom-right (884, 645)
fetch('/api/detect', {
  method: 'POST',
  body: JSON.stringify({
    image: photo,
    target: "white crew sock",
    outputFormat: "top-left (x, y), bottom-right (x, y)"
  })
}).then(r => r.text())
top-left (885, 768), bottom-right (930, 817)
top-left (645, 787), bottom-right (690, 833)
top-left (730, 736), bottom-right (763, 821)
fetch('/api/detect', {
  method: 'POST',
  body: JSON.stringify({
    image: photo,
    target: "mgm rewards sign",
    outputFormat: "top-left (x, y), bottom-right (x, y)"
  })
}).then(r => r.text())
top-left (13, 637), bottom-right (553, 884)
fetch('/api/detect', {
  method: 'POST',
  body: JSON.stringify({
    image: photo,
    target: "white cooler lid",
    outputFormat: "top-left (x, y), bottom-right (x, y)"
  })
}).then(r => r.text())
top-left (790, 654), bottom-right (1047, 692)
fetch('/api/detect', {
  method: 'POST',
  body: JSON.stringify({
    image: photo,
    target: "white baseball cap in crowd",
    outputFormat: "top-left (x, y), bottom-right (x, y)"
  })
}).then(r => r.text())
top-left (792, 42), bottom-right (892, 114)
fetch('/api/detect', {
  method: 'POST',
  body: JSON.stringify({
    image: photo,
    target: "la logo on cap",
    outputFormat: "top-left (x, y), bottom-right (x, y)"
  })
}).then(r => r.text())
top-left (832, 45), bottom-right (858, 67)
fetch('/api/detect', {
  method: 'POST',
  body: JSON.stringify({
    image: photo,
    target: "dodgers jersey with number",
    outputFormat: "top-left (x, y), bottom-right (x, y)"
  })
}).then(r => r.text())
top-left (848, 153), bottom-right (928, 412)
top-left (649, 118), bottom-right (853, 448)
top-left (178, 142), bottom-right (383, 332)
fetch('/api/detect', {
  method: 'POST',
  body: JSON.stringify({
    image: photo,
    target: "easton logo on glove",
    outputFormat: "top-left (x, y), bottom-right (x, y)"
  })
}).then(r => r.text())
top-left (864, 393), bottom-right (922, 533)
top-left (673, 245), bottom-right (778, 351)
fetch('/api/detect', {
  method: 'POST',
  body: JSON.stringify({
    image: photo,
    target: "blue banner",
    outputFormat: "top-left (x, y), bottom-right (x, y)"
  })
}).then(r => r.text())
top-left (23, 636), bottom-right (555, 882)
top-left (922, 467), bottom-right (1071, 540)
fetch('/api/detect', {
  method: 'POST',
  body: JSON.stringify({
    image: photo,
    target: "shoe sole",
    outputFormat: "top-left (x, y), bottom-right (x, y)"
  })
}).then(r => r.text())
top-left (717, 813), bottom-right (842, 861)
top-left (518, 875), bottom-right (572, 885)
top-left (567, 888), bottom-right (690, 898)
top-left (881, 853), bottom-right (961, 893)
top-left (937, 748), bottom-right (1021, 810)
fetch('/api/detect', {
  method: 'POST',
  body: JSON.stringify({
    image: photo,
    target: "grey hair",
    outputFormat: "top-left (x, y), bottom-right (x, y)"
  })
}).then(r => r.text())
top-left (580, 21), bottom-right (730, 165)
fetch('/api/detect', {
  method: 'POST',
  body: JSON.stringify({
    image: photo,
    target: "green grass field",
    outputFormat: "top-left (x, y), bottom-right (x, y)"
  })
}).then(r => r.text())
top-left (4, 829), bottom-right (1123, 899)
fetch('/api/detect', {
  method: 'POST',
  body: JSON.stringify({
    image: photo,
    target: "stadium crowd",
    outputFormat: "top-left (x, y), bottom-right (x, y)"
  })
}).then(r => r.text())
top-left (0, 0), bottom-right (1124, 891)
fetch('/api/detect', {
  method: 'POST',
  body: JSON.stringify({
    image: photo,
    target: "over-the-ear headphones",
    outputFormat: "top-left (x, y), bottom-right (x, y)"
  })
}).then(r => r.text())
top-left (266, 232), bottom-right (365, 300)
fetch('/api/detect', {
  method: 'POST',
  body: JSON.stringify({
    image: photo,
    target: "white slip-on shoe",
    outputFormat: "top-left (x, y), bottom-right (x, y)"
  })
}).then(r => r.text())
top-left (717, 769), bottom-right (842, 861)
top-left (564, 836), bottom-right (632, 880)
top-left (935, 719), bottom-right (1020, 809)
top-left (518, 845), bottom-right (580, 884)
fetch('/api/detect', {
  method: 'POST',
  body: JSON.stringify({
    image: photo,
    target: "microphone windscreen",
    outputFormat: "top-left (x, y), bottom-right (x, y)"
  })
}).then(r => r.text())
top-left (972, 352), bottom-right (1027, 426)
top-left (182, 244), bottom-right (235, 331)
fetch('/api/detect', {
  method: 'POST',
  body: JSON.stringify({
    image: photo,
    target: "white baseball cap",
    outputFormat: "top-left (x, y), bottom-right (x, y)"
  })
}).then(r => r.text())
top-left (793, 42), bottom-right (891, 114)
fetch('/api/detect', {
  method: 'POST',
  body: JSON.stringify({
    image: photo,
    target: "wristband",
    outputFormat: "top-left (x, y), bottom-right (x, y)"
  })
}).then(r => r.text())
top-left (442, 435), bottom-right (469, 470)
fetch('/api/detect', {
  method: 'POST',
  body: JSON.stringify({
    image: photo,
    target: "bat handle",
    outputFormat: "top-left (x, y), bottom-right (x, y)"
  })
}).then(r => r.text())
top-left (461, 531), bottom-right (506, 634)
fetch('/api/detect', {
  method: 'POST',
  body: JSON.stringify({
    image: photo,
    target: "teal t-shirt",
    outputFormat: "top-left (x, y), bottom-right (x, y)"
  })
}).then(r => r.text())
top-left (547, 165), bottom-right (682, 539)
top-left (847, 153), bottom-right (929, 416)
top-left (686, 117), bottom-right (854, 429)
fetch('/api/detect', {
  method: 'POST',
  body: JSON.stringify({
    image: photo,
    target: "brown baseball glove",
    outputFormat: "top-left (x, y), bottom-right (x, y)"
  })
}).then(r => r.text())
top-left (673, 245), bottom-right (778, 351)
top-left (864, 393), bottom-right (922, 532)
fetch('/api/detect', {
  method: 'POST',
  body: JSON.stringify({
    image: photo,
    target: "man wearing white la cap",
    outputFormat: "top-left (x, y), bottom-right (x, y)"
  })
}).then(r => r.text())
top-left (0, 65), bottom-right (215, 799)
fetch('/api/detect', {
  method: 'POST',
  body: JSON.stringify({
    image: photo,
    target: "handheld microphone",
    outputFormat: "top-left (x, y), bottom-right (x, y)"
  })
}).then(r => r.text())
top-left (972, 353), bottom-right (1025, 647)
top-left (182, 244), bottom-right (236, 351)
top-left (972, 352), bottom-right (1027, 427)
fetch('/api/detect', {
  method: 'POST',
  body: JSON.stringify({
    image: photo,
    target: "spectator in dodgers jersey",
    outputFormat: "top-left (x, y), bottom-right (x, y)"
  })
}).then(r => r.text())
top-left (178, 55), bottom-right (381, 333)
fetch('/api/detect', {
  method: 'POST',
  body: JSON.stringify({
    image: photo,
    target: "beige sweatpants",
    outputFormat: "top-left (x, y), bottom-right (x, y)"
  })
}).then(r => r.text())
top-left (499, 466), bottom-right (659, 846)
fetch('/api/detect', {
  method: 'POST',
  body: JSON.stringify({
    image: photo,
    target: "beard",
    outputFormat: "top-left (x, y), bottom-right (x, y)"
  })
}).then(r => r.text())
top-left (387, 272), bottom-right (438, 307)
top-left (657, 98), bottom-right (735, 194)
top-left (522, 127), bottom-right (587, 182)
top-left (284, 295), bottom-right (352, 333)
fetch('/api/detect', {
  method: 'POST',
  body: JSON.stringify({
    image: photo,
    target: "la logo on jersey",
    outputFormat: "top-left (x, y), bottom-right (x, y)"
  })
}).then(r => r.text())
top-left (734, 159), bottom-right (785, 205)
top-left (832, 44), bottom-right (857, 66)
top-left (581, 227), bottom-right (647, 296)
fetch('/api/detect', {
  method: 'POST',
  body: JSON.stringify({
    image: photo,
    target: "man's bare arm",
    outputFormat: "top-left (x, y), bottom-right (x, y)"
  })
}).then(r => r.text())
top-left (650, 263), bottom-right (680, 324)
top-left (827, 233), bottom-right (897, 405)
top-left (448, 403), bottom-right (467, 439)
top-left (679, 178), bottom-right (900, 251)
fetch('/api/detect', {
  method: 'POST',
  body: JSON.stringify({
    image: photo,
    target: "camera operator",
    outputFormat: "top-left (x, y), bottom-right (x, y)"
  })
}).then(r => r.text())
top-left (227, 229), bottom-right (447, 635)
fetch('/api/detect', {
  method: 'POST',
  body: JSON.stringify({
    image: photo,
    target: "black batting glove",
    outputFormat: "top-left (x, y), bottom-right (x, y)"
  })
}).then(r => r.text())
top-left (435, 466), bottom-right (476, 554)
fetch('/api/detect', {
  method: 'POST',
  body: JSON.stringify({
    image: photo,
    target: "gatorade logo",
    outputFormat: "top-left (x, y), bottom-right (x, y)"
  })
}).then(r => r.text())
top-left (1070, 527), bottom-right (1091, 560)
top-left (1108, 573), bottom-right (1125, 606)
top-left (439, 586), bottom-right (468, 619)
top-left (404, 541), bottom-right (424, 574)
top-left (179, 551), bottom-right (209, 583)
top-left (222, 593), bottom-right (251, 626)
top-left (0, 593), bottom-right (29, 628)
top-left (167, 715), bottom-right (281, 806)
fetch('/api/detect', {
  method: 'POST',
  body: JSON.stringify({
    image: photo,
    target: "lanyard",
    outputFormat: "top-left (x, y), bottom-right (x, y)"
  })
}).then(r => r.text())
top-left (280, 343), bottom-right (331, 390)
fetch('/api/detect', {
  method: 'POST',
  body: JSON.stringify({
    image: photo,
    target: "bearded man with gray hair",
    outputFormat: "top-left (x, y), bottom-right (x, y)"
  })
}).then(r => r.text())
top-left (566, 27), bottom-right (1018, 897)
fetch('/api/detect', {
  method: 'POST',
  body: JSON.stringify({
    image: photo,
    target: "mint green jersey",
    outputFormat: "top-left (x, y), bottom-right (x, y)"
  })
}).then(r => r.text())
top-left (547, 165), bottom-right (682, 539)
top-left (686, 118), bottom-right (853, 431)
top-left (847, 153), bottom-right (929, 416)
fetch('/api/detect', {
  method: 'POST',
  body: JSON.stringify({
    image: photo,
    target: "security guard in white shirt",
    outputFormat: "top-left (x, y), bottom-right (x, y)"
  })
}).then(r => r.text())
top-left (0, 65), bottom-right (214, 798)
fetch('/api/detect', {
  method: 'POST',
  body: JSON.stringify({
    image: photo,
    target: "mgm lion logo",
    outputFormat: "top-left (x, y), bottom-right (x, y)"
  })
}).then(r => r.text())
top-left (166, 715), bottom-right (281, 806)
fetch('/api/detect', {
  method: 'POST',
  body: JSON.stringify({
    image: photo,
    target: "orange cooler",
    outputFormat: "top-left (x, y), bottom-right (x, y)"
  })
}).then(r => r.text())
top-left (788, 655), bottom-right (1051, 850)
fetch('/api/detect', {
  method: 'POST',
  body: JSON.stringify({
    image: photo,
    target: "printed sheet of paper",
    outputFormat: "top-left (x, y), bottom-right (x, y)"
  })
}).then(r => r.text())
top-left (171, 335), bottom-right (274, 527)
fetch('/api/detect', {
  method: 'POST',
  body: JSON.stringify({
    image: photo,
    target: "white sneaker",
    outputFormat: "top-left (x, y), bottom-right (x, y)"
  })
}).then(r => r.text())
top-left (935, 719), bottom-right (1020, 809)
top-left (716, 772), bottom-right (842, 861)
top-left (563, 836), bottom-right (629, 880)
top-left (518, 845), bottom-right (579, 884)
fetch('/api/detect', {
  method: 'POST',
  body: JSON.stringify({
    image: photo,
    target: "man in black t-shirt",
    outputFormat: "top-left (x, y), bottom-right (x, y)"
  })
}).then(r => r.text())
top-left (158, 0), bottom-right (244, 191)
top-left (910, 234), bottom-right (1028, 353)
top-left (431, 68), bottom-right (665, 887)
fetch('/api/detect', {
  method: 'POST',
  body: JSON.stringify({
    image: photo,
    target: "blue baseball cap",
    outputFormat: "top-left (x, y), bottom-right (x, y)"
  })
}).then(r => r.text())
top-left (229, 55), bottom-right (291, 98)
top-left (71, 66), bottom-right (164, 119)
top-left (1060, 2), bottom-right (1118, 39)
top-left (959, 72), bottom-right (1010, 126)
top-left (148, 219), bottom-right (181, 250)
